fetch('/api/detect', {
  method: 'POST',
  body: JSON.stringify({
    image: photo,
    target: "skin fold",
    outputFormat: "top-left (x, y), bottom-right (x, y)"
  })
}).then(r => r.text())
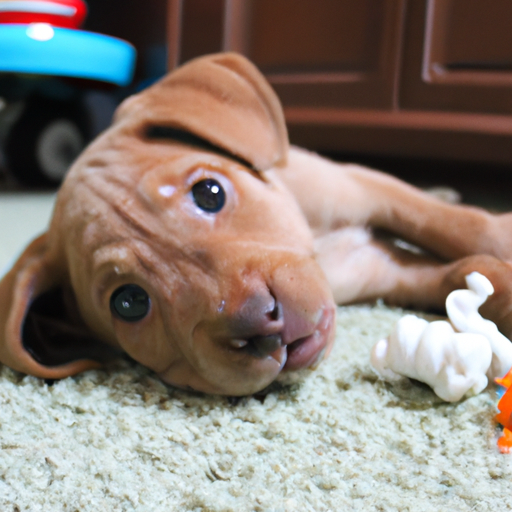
top-left (1, 52), bottom-right (512, 396)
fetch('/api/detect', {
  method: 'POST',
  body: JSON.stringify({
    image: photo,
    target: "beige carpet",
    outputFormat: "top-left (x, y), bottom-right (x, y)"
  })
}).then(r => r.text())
top-left (0, 193), bottom-right (511, 511)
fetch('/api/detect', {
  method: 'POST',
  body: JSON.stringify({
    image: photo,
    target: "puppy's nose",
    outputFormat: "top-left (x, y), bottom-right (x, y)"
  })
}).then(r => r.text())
top-left (224, 293), bottom-right (284, 357)
top-left (237, 291), bottom-right (282, 326)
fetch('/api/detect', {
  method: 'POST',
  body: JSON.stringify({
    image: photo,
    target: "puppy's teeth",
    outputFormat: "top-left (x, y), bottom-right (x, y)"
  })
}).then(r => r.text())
top-left (230, 339), bottom-right (248, 349)
top-left (310, 346), bottom-right (327, 370)
top-left (270, 348), bottom-right (287, 369)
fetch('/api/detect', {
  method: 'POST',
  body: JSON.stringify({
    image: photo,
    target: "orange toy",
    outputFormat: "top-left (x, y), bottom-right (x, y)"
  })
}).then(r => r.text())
top-left (495, 368), bottom-right (512, 453)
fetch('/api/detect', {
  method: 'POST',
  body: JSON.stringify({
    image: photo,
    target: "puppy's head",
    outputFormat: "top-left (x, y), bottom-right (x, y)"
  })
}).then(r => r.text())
top-left (0, 53), bottom-right (336, 395)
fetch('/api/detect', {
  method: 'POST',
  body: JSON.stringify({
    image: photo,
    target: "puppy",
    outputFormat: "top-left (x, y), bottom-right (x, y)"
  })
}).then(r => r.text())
top-left (1, 52), bottom-right (512, 396)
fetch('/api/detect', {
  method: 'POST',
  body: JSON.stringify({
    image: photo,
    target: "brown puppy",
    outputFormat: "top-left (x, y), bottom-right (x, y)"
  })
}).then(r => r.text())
top-left (1, 52), bottom-right (512, 396)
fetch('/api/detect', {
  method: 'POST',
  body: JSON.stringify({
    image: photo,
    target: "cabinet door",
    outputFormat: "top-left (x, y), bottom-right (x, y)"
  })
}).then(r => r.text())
top-left (223, 0), bottom-right (403, 109)
top-left (401, 0), bottom-right (512, 114)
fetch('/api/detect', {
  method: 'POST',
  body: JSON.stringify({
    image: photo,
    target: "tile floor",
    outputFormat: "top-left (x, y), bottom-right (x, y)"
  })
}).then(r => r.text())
top-left (0, 192), bottom-right (55, 276)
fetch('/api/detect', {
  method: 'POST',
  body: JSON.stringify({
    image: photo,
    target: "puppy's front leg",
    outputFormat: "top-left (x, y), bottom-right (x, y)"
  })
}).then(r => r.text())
top-left (315, 229), bottom-right (512, 339)
top-left (314, 227), bottom-right (448, 309)
top-left (280, 147), bottom-right (512, 262)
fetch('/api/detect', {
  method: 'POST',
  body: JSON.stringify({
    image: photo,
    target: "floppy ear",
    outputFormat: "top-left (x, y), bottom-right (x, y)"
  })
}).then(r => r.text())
top-left (115, 52), bottom-right (289, 171)
top-left (0, 234), bottom-right (120, 379)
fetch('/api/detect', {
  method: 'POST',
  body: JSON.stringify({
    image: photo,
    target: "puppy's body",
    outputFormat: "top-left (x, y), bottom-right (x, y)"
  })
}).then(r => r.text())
top-left (2, 53), bottom-right (512, 396)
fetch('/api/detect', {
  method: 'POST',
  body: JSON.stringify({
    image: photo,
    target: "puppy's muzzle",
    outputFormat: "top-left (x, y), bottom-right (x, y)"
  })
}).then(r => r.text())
top-left (224, 292), bottom-right (285, 358)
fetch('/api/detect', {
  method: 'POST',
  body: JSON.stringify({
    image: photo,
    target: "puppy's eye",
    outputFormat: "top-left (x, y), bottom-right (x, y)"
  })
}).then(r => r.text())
top-left (110, 284), bottom-right (150, 322)
top-left (192, 179), bottom-right (225, 213)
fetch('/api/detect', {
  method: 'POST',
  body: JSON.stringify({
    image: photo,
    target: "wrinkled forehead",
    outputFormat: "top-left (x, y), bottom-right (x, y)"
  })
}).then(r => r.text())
top-left (56, 134), bottom-right (248, 267)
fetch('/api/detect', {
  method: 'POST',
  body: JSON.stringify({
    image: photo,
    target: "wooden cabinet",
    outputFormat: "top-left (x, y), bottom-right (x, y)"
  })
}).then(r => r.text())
top-left (401, 0), bottom-right (512, 114)
top-left (86, 0), bottom-right (168, 83)
top-left (223, 0), bottom-right (403, 111)
top-left (167, 0), bottom-right (512, 165)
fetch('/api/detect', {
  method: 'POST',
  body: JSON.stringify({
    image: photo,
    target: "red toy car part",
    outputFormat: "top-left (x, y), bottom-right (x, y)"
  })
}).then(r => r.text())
top-left (0, 0), bottom-right (87, 29)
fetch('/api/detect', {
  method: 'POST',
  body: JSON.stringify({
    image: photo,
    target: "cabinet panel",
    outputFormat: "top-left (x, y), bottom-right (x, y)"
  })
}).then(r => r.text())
top-left (223, 0), bottom-right (404, 109)
top-left (401, 0), bottom-right (512, 114)
top-left (244, 0), bottom-right (380, 74)
top-left (438, 1), bottom-right (512, 74)
top-left (179, 0), bottom-right (225, 64)
top-left (87, 0), bottom-right (167, 82)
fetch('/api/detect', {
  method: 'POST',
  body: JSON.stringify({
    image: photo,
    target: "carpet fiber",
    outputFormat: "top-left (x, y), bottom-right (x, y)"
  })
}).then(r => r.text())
top-left (1, 193), bottom-right (511, 511)
top-left (0, 304), bottom-right (509, 511)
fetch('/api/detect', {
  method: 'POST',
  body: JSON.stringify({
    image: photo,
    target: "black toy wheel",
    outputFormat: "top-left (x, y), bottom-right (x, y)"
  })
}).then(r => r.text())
top-left (4, 98), bottom-right (89, 187)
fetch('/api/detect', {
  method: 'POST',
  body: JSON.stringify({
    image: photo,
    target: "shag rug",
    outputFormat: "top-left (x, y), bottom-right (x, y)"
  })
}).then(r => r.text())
top-left (0, 303), bottom-right (510, 511)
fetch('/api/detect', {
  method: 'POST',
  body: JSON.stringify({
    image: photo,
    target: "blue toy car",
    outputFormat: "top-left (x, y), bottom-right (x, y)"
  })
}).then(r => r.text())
top-left (0, 0), bottom-right (136, 186)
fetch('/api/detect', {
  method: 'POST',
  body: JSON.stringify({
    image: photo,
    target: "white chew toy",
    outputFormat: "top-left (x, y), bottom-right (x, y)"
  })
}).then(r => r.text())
top-left (445, 272), bottom-right (512, 381)
top-left (371, 272), bottom-right (512, 402)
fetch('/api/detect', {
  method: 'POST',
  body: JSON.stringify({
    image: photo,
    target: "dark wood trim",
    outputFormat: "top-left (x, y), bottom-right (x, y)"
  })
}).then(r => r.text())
top-left (167, 0), bottom-right (183, 70)
top-left (222, 0), bottom-right (250, 54)
top-left (284, 107), bottom-right (512, 136)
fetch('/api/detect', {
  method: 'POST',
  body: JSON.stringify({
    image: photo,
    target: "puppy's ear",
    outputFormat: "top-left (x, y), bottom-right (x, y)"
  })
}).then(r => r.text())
top-left (116, 52), bottom-right (289, 171)
top-left (0, 234), bottom-right (119, 379)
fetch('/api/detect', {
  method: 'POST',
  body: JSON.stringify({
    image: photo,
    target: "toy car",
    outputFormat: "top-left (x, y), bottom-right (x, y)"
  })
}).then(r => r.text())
top-left (0, 0), bottom-right (136, 186)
